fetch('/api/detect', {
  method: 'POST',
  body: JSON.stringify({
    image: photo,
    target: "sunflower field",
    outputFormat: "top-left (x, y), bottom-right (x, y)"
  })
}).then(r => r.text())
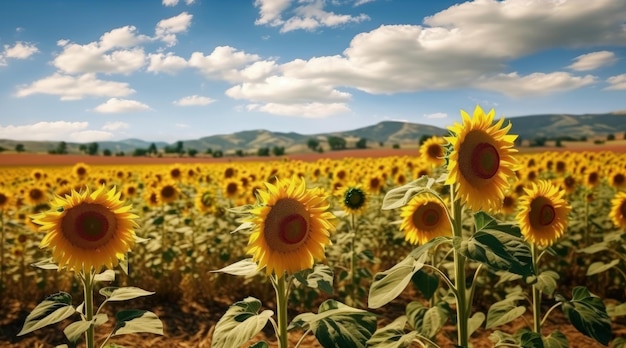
top-left (1, 107), bottom-right (626, 347)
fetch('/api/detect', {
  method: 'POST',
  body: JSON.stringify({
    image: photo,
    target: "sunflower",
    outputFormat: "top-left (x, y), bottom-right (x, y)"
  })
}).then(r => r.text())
top-left (516, 180), bottom-right (571, 247)
top-left (26, 185), bottom-right (48, 206)
top-left (31, 169), bottom-right (46, 181)
top-left (610, 171), bottom-right (626, 190)
top-left (400, 194), bottom-right (451, 245)
top-left (420, 136), bottom-right (446, 167)
top-left (246, 176), bottom-right (336, 277)
top-left (445, 106), bottom-right (518, 212)
top-left (194, 188), bottom-right (216, 214)
top-left (169, 164), bottom-right (183, 181)
top-left (32, 186), bottom-right (137, 271)
top-left (609, 192), bottom-right (626, 230)
top-left (223, 178), bottom-right (241, 199)
top-left (73, 162), bottom-right (90, 180)
top-left (0, 189), bottom-right (11, 210)
top-left (339, 185), bottom-right (368, 214)
top-left (501, 193), bottom-right (517, 215)
top-left (157, 181), bottom-right (179, 204)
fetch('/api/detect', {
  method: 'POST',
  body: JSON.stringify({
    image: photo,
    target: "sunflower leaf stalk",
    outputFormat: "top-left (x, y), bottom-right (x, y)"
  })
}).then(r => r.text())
top-left (82, 269), bottom-right (96, 348)
top-left (450, 185), bottom-right (469, 347)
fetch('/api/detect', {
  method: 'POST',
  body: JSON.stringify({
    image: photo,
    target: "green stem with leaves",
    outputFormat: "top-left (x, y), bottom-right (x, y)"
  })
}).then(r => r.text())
top-left (82, 268), bottom-right (96, 348)
top-left (531, 243), bottom-right (542, 335)
top-left (450, 184), bottom-right (469, 347)
top-left (350, 213), bottom-right (358, 303)
top-left (275, 274), bottom-right (290, 348)
top-left (0, 211), bottom-right (4, 291)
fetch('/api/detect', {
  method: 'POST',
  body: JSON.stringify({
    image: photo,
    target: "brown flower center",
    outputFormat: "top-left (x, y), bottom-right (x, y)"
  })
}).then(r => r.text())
top-left (29, 188), bottom-right (43, 201)
top-left (62, 203), bottom-right (116, 248)
top-left (471, 143), bottom-right (500, 179)
top-left (613, 173), bottom-right (625, 186)
top-left (620, 201), bottom-right (626, 219)
top-left (0, 193), bottom-right (7, 205)
top-left (413, 202), bottom-right (442, 230)
top-left (529, 197), bottom-right (556, 228)
top-left (226, 182), bottom-right (238, 195)
top-left (427, 143), bottom-right (443, 159)
top-left (264, 198), bottom-right (310, 253)
top-left (161, 185), bottom-right (176, 198)
top-left (279, 214), bottom-right (308, 244)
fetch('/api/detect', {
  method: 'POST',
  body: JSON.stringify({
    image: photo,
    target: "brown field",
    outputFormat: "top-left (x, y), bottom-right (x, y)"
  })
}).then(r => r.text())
top-left (1, 141), bottom-right (626, 167)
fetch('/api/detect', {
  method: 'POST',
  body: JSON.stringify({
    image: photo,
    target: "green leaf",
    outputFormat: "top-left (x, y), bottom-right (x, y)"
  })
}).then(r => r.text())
top-left (112, 310), bottom-right (164, 336)
top-left (366, 316), bottom-right (417, 348)
top-left (577, 242), bottom-right (609, 254)
top-left (18, 292), bottom-right (76, 336)
top-left (405, 301), bottom-right (428, 331)
top-left (31, 258), bottom-right (59, 270)
top-left (542, 330), bottom-right (568, 348)
top-left (94, 269), bottom-right (116, 283)
top-left (212, 297), bottom-right (273, 348)
top-left (381, 176), bottom-right (434, 210)
top-left (290, 299), bottom-right (377, 348)
top-left (586, 260), bottom-right (620, 276)
top-left (468, 312), bottom-right (485, 336)
top-left (517, 329), bottom-right (544, 348)
top-left (607, 302), bottom-right (626, 317)
top-left (613, 336), bottom-right (626, 348)
top-left (152, 216), bottom-right (164, 225)
top-left (63, 320), bottom-right (92, 343)
top-left (368, 256), bottom-right (424, 309)
top-left (293, 264), bottom-right (334, 294)
top-left (558, 286), bottom-right (612, 345)
top-left (212, 258), bottom-right (259, 277)
top-left (459, 225), bottom-right (534, 277)
top-left (486, 293), bottom-right (526, 329)
top-left (248, 341), bottom-right (269, 348)
top-left (536, 271), bottom-right (559, 297)
top-left (99, 287), bottom-right (155, 302)
top-left (419, 303), bottom-right (450, 338)
top-left (411, 269), bottom-right (439, 300)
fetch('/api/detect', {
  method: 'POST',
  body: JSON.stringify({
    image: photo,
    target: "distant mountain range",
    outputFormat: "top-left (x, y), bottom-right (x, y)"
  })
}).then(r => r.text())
top-left (1, 112), bottom-right (625, 154)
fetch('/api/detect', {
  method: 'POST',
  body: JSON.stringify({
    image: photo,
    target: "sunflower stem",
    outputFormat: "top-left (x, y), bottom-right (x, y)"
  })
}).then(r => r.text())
top-left (531, 243), bottom-right (542, 335)
top-left (83, 268), bottom-right (96, 348)
top-left (275, 274), bottom-right (290, 348)
top-left (450, 184), bottom-right (469, 347)
top-left (0, 211), bottom-right (4, 291)
top-left (350, 213), bottom-right (357, 305)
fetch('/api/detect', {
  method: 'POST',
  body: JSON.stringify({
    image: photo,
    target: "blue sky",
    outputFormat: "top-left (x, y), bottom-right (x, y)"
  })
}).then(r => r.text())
top-left (0, 0), bottom-right (625, 143)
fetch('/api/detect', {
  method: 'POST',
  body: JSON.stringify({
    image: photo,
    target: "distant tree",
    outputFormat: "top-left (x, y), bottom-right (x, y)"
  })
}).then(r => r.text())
top-left (205, 148), bottom-right (213, 154)
top-left (555, 139), bottom-right (563, 147)
top-left (272, 146), bottom-right (285, 156)
top-left (580, 135), bottom-right (588, 142)
top-left (212, 150), bottom-right (223, 158)
top-left (0, 146), bottom-right (7, 153)
top-left (307, 138), bottom-right (319, 151)
top-left (624, 133), bottom-right (626, 140)
top-left (133, 148), bottom-right (149, 156)
top-left (356, 137), bottom-right (367, 149)
top-left (235, 149), bottom-right (245, 157)
top-left (55, 141), bottom-right (68, 154)
top-left (187, 148), bottom-right (198, 157)
top-left (392, 143), bottom-right (400, 149)
top-left (115, 151), bottom-right (125, 157)
top-left (532, 137), bottom-right (547, 147)
top-left (103, 149), bottom-right (112, 156)
top-left (257, 147), bottom-right (270, 156)
top-left (87, 142), bottom-right (99, 155)
top-left (327, 136), bottom-right (346, 151)
top-left (607, 133), bottom-right (615, 141)
top-left (164, 145), bottom-right (177, 154)
top-left (15, 144), bottom-right (25, 152)
top-left (148, 142), bottom-right (158, 155)
top-left (379, 141), bottom-right (384, 147)
top-left (317, 147), bottom-right (324, 153)
top-left (175, 141), bottom-right (184, 156)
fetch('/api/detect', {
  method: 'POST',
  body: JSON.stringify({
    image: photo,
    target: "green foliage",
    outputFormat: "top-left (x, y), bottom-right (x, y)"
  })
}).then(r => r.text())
top-left (328, 135), bottom-right (346, 150)
top-left (556, 286), bottom-right (612, 345)
top-left (307, 138), bottom-right (320, 151)
top-left (133, 148), bottom-right (149, 156)
top-left (15, 143), bottom-right (25, 152)
top-left (235, 149), bottom-right (245, 157)
top-left (212, 149), bottom-right (223, 158)
top-left (87, 142), bottom-right (99, 155)
top-left (18, 292), bottom-right (75, 336)
top-left (212, 297), bottom-right (273, 348)
top-left (257, 147), bottom-right (270, 156)
top-left (392, 143), bottom-right (400, 149)
top-left (272, 145), bottom-right (285, 156)
top-left (187, 148), bottom-right (198, 157)
top-left (103, 148), bottom-right (112, 156)
top-left (356, 137), bottom-right (367, 149)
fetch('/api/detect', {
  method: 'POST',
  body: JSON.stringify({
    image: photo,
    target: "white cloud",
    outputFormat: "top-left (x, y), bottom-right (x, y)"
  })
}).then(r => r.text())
top-left (163, 0), bottom-right (178, 6)
top-left (0, 41), bottom-right (39, 66)
top-left (605, 74), bottom-right (626, 90)
top-left (0, 121), bottom-right (115, 142)
top-left (71, 130), bottom-right (114, 142)
top-left (424, 112), bottom-right (447, 119)
top-left (189, 46), bottom-right (260, 80)
top-left (102, 121), bottom-right (130, 130)
top-left (15, 73), bottom-right (135, 100)
top-left (94, 98), bottom-right (151, 113)
top-left (354, 0), bottom-right (375, 6)
top-left (246, 102), bottom-right (350, 118)
top-left (147, 52), bottom-right (188, 74)
top-left (176, 123), bottom-right (190, 128)
top-left (568, 51), bottom-right (618, 71)
top-left (185, 0), bottom-right (195, 4)
top-left (174, 95), bottom-right (216, 106)
top-left (155, 12), bottom-right (193, 46)
top-left (254, 0), bottom-right (370, 33)
top-left (476, 72), bottom-right (597, 97)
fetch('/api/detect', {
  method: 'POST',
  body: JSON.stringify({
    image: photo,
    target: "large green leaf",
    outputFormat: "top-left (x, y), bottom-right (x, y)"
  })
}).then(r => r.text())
top-left (99, 287), bottom-right (155, 302)
top-left (368, 256), bottom-right (424, 309)
top-left (607, 302), bottom-right (626, 317)
top-left (381, 176), bottom-right (437, 210)
top-left (112, 310), bottom-right (164, 336)
top-left (459, 214), bottom-right (534, 277)
top-left (405, 301), bottom-right (450, 338)
top-left (486, 292), bottom-right (526, 329)
top-left (211, 297), bottom-right (273, 348)
top-left (63, 320), bottom-right (92, 343)
top-left (586, 260), bottom-right (620, 276)
top-left (535, 271), bottom-right (559, 297)
top-left (516, 329), bottom-right (544, 348)
top-left (366, 316), bottom-right (417, 348)
top-left (542, 330), bottom-right (568, 348)
top-left (94, 269), bottom-right (116, 283)
top-left (411, 269), bottom-right (439, 300)
top-left (293, 264), bottom-right (334, 294)
top-left (18, 292), bottom-right (76, 336)
top-left (212, 258), bottom-right (259, 277)
top-left (248, 341), bottom-right (269, 348)
top-left (556, 286), bottom-right (612, 345)
top-left (290, 300), bottom-right (377, 348)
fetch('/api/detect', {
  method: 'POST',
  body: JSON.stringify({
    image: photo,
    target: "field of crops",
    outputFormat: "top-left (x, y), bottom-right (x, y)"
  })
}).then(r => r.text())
top-left (1, 130), bottom-right (626, 347)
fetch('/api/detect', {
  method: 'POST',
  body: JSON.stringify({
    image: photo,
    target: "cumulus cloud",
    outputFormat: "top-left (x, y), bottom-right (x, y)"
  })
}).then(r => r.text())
top-left (102, 121), bottom-right (130, 130)
top-left (254, 0), bottom-right (369, 32)
top-left (93, 98), bottom-right (152, 113)
top-left (147, 52), bottom-right (188, 74)
top-left (476, 72), bottom-right (597, 97)
top-left (188, 46), bottom-right (260, 80)
top-left (605, 74), bottom-right (626, 90)
top-left (15, 73), bottom-right (135, 100)
top-left (173, 95), bottom-right (216, 106)
top-left (424, 112), bottom-right (447, 119)
top-left (568, 51), bottom-right (618, 71)
top-left (0, 121), bottom-right (111, 142)
top-left (155, 12), bottom-right (193, 46)
top-left (0, 41), bottom-right (39, 66)
top-left (163, 0), bottom-right (178, 6)
top-left (246, 102), bottom-right (350, 118)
